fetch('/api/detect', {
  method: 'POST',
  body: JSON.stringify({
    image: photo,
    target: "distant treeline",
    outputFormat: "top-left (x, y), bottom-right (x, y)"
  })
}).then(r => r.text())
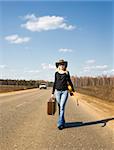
top-left (0, 76), bottom-right (114, 101)
top-left (71, 76), bottom-right (114, 88)
top-left (71, 76), bottom-right (114, 101)
top-left (0, 79), bottom-right (53, 87)
top-left (1, 76), bottom-right (114, 88)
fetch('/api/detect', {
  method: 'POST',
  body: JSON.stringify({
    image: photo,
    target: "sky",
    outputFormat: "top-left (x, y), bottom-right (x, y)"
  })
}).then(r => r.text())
top-left (0, 0), bottom-right (113, 81)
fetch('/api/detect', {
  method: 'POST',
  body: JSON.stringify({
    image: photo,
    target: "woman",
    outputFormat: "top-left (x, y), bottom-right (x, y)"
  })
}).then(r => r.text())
top-left (51, 59), bottom-right (75, 130)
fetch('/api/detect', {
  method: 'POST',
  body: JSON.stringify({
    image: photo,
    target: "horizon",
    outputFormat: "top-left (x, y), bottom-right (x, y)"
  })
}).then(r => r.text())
top-left (0, 74), bottom-right (114, 82)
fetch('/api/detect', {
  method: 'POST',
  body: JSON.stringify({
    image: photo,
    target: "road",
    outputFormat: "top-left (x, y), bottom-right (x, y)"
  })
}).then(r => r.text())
top-left (0, 88), bottom-right (114, 150)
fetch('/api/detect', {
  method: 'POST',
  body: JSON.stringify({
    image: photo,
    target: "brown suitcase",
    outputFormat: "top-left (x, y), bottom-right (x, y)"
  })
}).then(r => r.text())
top-left (47, 97), bottom-right (56, 115)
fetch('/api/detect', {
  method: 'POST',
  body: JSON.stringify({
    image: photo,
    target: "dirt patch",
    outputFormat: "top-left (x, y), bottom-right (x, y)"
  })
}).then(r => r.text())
top-left (75, 92), bottom-right (114, 116)
top-left (73, 92), bottom-right (114, 131)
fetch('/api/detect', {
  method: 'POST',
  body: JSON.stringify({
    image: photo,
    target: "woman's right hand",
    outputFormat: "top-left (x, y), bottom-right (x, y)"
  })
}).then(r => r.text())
top-left (51, 94), bottom-right (54, 98)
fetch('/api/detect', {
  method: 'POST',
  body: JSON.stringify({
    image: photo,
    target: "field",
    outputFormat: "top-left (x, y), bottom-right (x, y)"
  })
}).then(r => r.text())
top-left (76, 86), bottom-right (114, 102)
top-left (0, 79), bottom-right (53, 93)
top-left (71, 76), bottom-right (114, 102)
top-left (0, 85), bottom-right (36, 93)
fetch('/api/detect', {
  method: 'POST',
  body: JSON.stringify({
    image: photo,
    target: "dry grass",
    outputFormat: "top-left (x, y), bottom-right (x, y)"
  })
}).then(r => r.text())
top-left (76, 86), bottom-right (114, 102)
top-left (0, 85), bottom-right (36, 93)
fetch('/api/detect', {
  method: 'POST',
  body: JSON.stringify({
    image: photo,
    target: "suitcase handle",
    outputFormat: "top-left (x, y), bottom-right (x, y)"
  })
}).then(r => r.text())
top-left (49, 97), bottom-right (56, 102)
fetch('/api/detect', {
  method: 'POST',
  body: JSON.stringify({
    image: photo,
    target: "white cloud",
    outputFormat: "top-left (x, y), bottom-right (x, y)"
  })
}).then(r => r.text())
top-left (85, 59), bottom-right (96, 64)
top-left (5, 34), bottom-right (30, 44)
top-left (103, 69), bottom-right (114, 75)
top-left (0, 65), bottom-right (7, 69)
top-left (84, 59), bottom-right (108, 73)
top-left (111, 69), bottom-right (114, 72)
top-left (59, 48), bottom-right (73, 52)
top-left (23, 14), bottom-right (37, 20)
top-left (41, 63), bottom-right (55, 70)
top-left (24, 70), bottom-right (40, 73)
top-left (95, 65), bottom-right (108, 70)
top-left (21, 14), bottom-right (75, 32)
top-left (84, 65), bottom-right (108, 72)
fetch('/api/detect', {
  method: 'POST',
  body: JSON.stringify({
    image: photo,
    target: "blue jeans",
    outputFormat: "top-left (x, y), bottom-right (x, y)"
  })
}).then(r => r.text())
top-left (55, 89), bottom-right (68, 127)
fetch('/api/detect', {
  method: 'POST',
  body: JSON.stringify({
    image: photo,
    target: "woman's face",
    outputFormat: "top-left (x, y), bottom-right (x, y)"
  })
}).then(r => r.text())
top-left (58, 64), bottom-right (66, 70)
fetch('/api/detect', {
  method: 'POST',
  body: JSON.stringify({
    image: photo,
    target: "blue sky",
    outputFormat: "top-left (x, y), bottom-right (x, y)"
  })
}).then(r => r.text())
top-left (0, 1), bottom-right (113, 81)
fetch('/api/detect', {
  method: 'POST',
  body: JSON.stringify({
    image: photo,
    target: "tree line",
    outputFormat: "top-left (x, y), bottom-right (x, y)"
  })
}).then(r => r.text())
top-left (1, 76), bottom-right (114, 88)
top-left (0, 79), bottom-right (53, 87)
top-left (70, 76), bottom-right (114, 101)
top-left (71, 76), bottom-right (114, 88)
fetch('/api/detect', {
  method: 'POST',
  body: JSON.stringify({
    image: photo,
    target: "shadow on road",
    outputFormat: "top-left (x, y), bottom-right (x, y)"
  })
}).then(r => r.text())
top-left (65, 117), bottom-right (114, 128)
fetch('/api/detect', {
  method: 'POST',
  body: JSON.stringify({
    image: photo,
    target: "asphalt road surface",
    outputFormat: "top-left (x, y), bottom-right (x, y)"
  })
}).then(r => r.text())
top-left (0, 88), bottom-right (114, 150)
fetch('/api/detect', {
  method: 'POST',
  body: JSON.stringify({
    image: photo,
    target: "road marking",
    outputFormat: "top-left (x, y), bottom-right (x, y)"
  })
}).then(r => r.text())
top-left (16, 99), bottom-right (36, 108)
top-left (16, 102), bottom-right (27, 108)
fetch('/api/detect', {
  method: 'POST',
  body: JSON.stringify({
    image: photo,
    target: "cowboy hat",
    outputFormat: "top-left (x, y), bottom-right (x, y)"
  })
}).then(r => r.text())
top-left (55, 59), bottom-right (68, 68)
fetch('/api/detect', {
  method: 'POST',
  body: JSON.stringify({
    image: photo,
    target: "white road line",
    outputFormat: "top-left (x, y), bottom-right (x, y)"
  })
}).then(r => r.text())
top-left (16, 100), bottom-right (35, 108)
top-left (16, 102), bottom-right (27, 108)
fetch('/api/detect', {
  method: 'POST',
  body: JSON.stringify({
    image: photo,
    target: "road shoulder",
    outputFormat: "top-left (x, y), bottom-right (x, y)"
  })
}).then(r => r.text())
top-left (72, 92), bottom-right (114, 132)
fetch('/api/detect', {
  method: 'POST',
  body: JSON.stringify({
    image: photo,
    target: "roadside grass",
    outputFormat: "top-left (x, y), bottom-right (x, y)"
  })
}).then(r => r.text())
top-left (0, 85), bottom-right (37, 93)
top-left (76, 86), bottom-right (114, 102)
